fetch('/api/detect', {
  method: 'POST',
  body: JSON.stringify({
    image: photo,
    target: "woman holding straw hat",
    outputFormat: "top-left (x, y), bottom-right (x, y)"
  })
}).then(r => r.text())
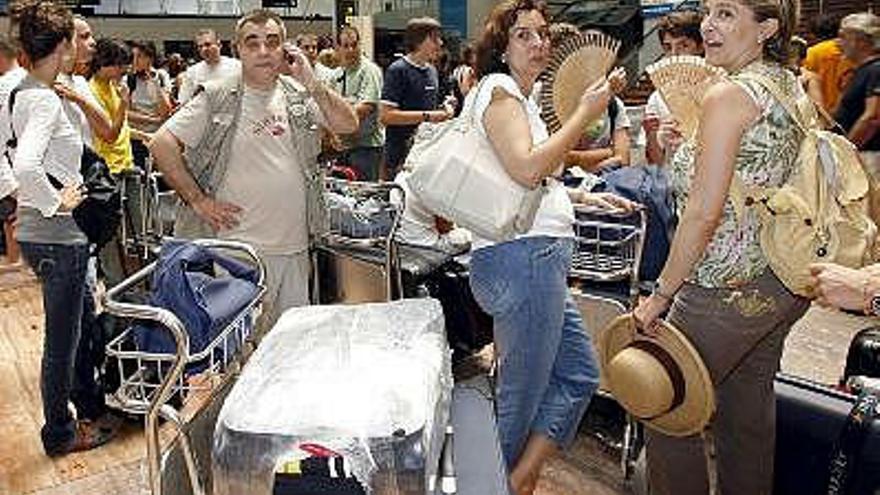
top-left (632, 0), bottom-right (811, 492)
top-left (467, 1), bottom-right (628, 493)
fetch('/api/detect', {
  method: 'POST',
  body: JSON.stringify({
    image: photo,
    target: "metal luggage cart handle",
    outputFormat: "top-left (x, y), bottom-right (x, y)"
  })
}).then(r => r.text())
top-left (103, 239), bottom-right (266, 495)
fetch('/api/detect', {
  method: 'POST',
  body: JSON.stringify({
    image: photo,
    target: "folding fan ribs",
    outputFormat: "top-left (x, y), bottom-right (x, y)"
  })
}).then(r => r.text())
top-left (540, 31), bottom-right (621, 133)
top-left (646, 55), bottom-right (728, 139)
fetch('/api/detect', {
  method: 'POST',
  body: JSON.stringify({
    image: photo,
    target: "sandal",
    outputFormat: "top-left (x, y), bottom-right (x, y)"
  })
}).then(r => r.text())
top-left (46, 419), bottom-right (117, 457)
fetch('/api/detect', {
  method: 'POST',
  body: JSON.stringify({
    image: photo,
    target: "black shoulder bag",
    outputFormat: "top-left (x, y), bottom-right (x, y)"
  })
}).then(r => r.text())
top-left (6, 84), bottom-right (121, 249)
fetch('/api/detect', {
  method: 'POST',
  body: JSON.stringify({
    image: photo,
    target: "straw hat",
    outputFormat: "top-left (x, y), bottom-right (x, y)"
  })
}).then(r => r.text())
top-left (597, 314), bottom-right (715, 437)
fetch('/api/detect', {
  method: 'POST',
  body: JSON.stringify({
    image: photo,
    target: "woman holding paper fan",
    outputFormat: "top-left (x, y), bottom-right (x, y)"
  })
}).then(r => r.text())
top-left (632, 0), bottom-right (811, 493)
top-left (467, 1), bottom-right (629, 494)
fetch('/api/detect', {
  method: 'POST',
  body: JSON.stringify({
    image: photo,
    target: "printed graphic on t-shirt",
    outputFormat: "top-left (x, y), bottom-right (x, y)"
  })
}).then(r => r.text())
top-left (251, 113), bottom-right (287, 137)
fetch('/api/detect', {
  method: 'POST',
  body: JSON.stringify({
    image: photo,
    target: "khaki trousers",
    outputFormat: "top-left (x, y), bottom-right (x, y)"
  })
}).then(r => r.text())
top-left (646, 269), bottom-right (809, 495)
top-left (253, 250), bottom-right (311, 341)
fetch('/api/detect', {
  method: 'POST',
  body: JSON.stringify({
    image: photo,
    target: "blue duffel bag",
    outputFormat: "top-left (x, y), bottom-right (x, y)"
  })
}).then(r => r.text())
top-left (133, 240), bottom-right (261, 357)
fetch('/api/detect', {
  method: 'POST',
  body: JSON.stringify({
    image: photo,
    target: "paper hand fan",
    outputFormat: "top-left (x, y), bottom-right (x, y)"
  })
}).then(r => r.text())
top-left (540, 31), bottom-right (621, 133)
top-left (645, 55), bottom-right (727, 139)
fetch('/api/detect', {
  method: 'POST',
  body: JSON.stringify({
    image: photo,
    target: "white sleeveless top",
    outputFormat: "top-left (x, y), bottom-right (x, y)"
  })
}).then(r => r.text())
top-left (469, 73), bottom-right (574, 251)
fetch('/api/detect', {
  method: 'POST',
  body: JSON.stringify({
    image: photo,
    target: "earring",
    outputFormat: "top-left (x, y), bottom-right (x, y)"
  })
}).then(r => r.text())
top-left (501, 53), bottom-right (508, 64)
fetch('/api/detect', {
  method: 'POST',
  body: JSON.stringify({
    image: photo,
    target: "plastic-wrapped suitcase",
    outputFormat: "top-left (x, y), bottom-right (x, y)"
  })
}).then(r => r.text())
top-left (213, 299), bottom-right (453, 495)
top-left (774, 373), bottom-right (880, 495)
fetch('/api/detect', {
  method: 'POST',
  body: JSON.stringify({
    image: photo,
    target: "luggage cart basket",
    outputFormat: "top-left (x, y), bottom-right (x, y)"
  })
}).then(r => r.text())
top-left (570, 204), bottom-right (648, 480)
top-left (316, 177), bottom-right (405, 303)
top-left (103, 239), bottom-right (266, 495)
top-left (571, 203), bottom-right (647, 302)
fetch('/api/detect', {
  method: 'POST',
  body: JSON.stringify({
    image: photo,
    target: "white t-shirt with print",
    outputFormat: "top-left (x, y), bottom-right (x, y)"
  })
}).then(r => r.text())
top-left (164, 80), bottom-right (320, 255)
top-left (470, 73), bottom-right (575, 251)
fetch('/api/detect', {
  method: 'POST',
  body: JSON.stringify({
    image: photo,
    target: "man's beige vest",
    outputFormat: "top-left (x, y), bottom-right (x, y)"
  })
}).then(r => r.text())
top-left (174, 74), bottom-right (327, 244)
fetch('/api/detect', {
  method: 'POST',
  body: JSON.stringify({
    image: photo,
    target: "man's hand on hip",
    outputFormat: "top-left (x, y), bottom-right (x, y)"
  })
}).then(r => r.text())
top-left (191, 196), bottom-right (242, 231)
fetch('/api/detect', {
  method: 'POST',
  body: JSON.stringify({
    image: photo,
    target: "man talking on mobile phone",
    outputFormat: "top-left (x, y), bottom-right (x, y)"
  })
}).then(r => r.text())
top-left (149, 9), bottom-right (357, 334)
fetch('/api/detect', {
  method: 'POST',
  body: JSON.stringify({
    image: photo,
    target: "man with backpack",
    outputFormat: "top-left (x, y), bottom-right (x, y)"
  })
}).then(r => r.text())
top-left (149, 9), bottom-right (357, 331)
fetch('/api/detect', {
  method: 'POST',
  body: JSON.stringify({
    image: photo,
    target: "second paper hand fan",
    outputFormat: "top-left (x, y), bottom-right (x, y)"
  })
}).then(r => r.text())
top-left (540, 31), bottom-right (621, 133)
top-left (646, 55), bottom-right (727, 139)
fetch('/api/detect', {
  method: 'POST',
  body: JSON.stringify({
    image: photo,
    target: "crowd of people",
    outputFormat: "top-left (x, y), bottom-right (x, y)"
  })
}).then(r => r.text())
top-left (0, 0), bottom-right (878, 494)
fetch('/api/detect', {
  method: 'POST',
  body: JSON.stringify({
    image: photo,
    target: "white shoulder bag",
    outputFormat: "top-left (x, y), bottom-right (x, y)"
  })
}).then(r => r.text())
top-left (405, 78), bottom-right (546, 243)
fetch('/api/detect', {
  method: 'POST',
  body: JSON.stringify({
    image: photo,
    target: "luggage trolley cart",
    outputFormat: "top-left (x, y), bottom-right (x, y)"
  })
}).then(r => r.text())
top-left (103, 239), bottom-right (266, 495)
top-left (315, 177), bottom-right (405, 304)
top-left (119, 157), bottom-right (178, 262)
top-left (569, 204), bottom-right (648, 480)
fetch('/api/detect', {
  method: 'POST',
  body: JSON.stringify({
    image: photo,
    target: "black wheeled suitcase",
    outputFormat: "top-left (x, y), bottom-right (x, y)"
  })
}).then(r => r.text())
top-left (774, 373), bottom-right (880, 495)
top-left (843, 327), bottom-right (880, 385)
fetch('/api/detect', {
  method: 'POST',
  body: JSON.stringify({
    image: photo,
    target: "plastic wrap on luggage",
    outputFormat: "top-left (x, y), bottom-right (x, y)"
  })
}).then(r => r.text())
top-left (212, 298), bottom-right (453, 495)
top-left (326, 190), bottom-right (396, 239)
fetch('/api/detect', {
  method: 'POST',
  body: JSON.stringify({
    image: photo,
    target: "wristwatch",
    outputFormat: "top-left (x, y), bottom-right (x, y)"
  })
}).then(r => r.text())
top-left (870, 294), bottom-right (880, 317)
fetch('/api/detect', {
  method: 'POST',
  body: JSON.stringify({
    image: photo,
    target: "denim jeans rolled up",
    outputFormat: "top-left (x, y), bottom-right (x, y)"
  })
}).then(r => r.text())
top-left (469, 236), bottom-right (600, 467)
top-left (20, 242), bottom-right (105, 453)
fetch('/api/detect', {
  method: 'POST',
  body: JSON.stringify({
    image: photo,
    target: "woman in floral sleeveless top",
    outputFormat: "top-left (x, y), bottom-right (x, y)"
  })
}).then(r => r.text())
top-left (633, 0), bottom-right (811, 493)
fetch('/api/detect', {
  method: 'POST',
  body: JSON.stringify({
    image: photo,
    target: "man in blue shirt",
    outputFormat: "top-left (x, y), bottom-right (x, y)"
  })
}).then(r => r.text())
top-left (379, 17), bottom-right (454, 180)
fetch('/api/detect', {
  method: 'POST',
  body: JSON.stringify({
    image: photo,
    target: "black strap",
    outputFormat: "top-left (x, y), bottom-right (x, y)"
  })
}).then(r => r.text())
top-left (5, 81), bottom-right (67, 191)
top-left (826, 392), bottom-right (880, 495)
top-left (608, 97), bottom-right (619, 136)
top-left (4, 85), bottom-right (21, 169)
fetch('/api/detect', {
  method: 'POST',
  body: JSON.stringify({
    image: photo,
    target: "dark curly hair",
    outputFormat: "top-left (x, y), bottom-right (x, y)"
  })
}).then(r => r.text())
top-left (474, 0), bottom-right (549, 79)
top-left (8, 0), bottom-right (73, 64)
top-left (90, 38), bottom-right (131, 74)
top-left (130, 40), bottom-right (158, 62)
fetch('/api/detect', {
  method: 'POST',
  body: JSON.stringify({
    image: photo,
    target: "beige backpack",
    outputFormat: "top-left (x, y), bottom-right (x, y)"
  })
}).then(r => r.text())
top-left (729, 72), bottom-right (877, 296)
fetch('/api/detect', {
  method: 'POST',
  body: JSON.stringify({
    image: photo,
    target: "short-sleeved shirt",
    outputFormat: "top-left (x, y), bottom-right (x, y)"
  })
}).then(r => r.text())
top-left (573, 97), bottom-right (630, 150)
top-left (162, 82), bottom-right (315, 255)
top-left (470, 74), bottom-right (575, 251)
top-left (338, 57), bottom-right (384, 149)
top-left (803, 39), bottom-right (855, 113)
top-left (835, 58), bottom-right (880, 151)
top-left (178, 57), bottom-right (241, 104)
top-left (89, 77), bottom-right (133, 174)
top-left (669, 62), bottom-right (804, 288)
top-left (126, 70), bottom-right (168, 133)
top-left (381, 56), bottom-right (440, 169)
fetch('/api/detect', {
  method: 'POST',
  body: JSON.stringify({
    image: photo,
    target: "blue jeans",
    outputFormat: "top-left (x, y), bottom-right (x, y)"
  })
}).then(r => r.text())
top-left (20, 242), bottom-right (105, 453)
top-left (469, 236), bottom-right (600, 467)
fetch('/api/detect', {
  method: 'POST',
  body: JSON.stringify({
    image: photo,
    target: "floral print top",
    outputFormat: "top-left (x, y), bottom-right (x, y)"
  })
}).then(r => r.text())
top-left (668, 61), bottom-right (805, 288)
